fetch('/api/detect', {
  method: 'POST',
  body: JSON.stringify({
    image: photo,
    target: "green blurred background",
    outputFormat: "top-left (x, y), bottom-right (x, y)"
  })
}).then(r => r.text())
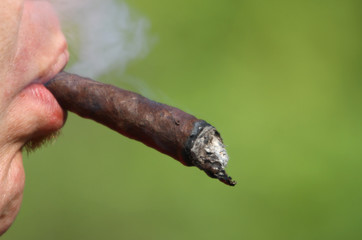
top-left (4, 0), bottom-right (362, 239)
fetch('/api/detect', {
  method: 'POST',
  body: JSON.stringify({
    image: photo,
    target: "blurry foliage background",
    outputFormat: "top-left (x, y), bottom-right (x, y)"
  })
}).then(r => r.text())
top-left (4, 0), bottom-right (362, 239)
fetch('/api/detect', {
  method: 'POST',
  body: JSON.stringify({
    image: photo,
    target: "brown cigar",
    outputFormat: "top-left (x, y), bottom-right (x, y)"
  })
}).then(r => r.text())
top-left (45, 71), bottom-right (236, 186)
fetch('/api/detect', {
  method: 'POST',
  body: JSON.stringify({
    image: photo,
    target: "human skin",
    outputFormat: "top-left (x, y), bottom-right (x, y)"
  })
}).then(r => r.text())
top-left (0, 0), bottom-right (68, 234)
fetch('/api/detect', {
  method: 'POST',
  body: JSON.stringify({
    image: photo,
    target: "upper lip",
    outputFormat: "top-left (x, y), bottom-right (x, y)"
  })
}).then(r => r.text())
top-left (13, 46), bottom-right (69, 103)
top-left (38, 46), bottom-right (69, 85)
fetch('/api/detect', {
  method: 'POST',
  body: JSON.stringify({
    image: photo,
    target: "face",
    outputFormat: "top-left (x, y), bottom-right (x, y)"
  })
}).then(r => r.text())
top-left (0, 0), bottom-right (68, 234)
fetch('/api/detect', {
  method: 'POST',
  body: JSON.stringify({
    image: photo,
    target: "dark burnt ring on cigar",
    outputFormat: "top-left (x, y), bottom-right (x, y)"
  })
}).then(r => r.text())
top-left (182, 120), bottom-right (211, 166)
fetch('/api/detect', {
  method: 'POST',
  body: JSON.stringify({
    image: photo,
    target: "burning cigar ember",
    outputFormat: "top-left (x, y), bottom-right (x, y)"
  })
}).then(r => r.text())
top-left (45, 72), bottom-right (236, 186)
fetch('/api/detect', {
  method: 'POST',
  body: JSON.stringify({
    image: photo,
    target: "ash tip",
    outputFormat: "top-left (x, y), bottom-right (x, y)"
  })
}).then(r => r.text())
top-left (200, 162), bottom-right (237, 186)
top-left (186, 121), bottom-right (236, 187)
top-left (215, 170), bottom-right (237, 186)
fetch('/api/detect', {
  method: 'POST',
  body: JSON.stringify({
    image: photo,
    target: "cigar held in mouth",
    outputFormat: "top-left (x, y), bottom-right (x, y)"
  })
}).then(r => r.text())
top-left (45, 72), bottom-right (236, 186)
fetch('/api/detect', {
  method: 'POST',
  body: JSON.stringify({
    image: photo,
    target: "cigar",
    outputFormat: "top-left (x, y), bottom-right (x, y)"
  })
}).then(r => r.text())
top-left (45, 72), bottom-right (236, 186)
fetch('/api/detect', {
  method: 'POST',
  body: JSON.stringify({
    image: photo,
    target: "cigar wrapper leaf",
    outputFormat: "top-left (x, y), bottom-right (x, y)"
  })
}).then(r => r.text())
top-left (45, 72), bottom-right (236, 186)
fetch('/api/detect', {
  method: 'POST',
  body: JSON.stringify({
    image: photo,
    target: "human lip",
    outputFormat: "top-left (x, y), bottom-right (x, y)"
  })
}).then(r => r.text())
top-left (30, 47), bottom-right (70, 132)
top-left (30, 47), bottom-right (69, 132)
top-left (38, 46), bottom-right (70, 85)
top-left (11, 47), bottom-right (70, 141)
top-left (34, 47), bottom-right (70, 133)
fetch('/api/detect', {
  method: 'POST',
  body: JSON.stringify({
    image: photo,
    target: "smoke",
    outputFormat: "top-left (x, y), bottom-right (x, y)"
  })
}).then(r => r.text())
top-left (51, 0), bottom-right (150, 78)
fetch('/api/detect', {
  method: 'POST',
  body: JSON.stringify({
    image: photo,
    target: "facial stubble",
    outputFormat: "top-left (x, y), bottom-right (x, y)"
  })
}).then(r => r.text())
top-left (23, 130), bottom-right (61, 154)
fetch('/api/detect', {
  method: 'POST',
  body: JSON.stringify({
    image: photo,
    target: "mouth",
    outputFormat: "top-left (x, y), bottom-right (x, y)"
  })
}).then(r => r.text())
top-left (11, 50), bottom-right (70, 148)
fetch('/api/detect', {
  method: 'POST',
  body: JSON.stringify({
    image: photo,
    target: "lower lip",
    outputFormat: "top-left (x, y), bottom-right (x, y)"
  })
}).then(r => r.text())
top-left (21, 83), bottom-right (66, 133)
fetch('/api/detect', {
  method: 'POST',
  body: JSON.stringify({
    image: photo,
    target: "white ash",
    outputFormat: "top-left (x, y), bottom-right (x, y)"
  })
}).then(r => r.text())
top-left (190, 126), bottom-right (229, 172)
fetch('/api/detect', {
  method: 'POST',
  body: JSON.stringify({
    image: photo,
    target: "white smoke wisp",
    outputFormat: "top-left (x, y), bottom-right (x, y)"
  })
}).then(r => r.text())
top-left (51, 0), bottom-right (150, 79)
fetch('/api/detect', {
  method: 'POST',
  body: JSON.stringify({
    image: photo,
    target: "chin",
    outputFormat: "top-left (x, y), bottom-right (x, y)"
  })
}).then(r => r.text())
top-left (0, 82), bottom-right (66, 235)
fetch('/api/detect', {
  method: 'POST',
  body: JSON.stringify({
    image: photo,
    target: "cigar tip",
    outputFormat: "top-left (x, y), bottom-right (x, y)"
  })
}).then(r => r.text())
top-left (185, 121), bottom-right (236, 187)
top-left (216, 170), bottom-right (237, 186)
